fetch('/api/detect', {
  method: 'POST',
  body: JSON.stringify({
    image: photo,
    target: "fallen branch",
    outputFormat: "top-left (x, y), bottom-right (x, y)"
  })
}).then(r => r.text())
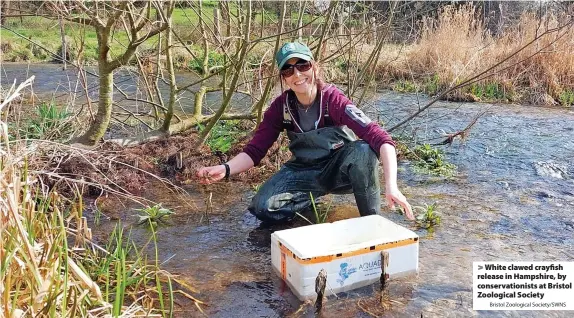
top-left (432, 111), bottom-right (486, 146)
top-left (169, 112), bottom-right (257, 136)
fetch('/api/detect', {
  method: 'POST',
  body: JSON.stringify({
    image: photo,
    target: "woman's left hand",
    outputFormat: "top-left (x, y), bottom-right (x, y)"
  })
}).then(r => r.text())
top-left (385, 186), bottom-right (414, 220)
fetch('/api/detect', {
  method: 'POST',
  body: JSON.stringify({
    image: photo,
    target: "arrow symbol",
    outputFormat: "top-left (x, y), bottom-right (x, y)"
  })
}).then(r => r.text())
top-left (478, 265), bottom-right (484, 270)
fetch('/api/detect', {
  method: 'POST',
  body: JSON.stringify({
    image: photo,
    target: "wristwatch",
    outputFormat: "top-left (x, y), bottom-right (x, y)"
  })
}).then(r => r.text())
top-left (223, 163), bottom-right (230, 180)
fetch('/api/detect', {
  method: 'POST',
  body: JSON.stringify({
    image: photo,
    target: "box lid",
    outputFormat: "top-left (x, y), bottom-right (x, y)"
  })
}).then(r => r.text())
top-left (272, 215), bottom-right (418, 259)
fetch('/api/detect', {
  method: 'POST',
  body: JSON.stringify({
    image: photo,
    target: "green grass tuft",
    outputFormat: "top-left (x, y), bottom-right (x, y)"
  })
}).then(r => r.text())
top-left (414, 203), bottom-right (442, 229)
top-left (393, 79), bottom-right (418, 93)
top-left (558, 89), bottom-right (574, 107)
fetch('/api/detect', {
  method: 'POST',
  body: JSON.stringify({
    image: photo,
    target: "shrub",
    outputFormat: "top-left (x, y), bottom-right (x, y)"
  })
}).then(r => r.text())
top-left (188, 49), bottom-right (225, 73)
top-left (26, 42), bottom-right (48, 59)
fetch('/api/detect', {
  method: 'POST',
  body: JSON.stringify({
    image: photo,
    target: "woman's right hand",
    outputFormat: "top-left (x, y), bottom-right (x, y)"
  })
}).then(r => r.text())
top-left (196, 165), bottom-right (226, 184)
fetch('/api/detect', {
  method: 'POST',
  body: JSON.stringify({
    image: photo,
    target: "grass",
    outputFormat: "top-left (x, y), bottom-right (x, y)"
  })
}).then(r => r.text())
top-left (558, 89), bottom-right (574, 106)
top-left (1, 82), bottom-right (201, 317)
top-left (0, 15), bottom-right (152, 63)
top-left (0, 142), bottom-right (183, 317)
top-left (396, 3), bottom-right (574, 105)
top-left (25, 102), bottom-right (73, 141)
top-left (392, 79), bottom-right (418, 93)
top-left (310, 193), bottom-right (331, 224)
top-left (252, 183), bottom-right (262, 192)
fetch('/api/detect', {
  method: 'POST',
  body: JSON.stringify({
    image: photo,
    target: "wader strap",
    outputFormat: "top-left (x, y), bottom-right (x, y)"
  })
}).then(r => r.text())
top-left (282, 99), bottom-right (294, 131)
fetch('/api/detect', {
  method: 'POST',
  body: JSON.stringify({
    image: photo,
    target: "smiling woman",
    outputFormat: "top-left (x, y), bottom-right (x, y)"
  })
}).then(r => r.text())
top-left (197, 42), bottom-right (414, 224)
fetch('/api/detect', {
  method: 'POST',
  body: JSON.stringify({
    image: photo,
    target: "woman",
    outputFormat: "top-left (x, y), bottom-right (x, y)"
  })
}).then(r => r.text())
top-left (197, 42), bottom-right (414, 223)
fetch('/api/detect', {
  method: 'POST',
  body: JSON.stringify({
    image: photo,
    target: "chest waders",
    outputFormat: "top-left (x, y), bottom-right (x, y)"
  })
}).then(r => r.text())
top-left (248, 94), bottom-right (382, 224)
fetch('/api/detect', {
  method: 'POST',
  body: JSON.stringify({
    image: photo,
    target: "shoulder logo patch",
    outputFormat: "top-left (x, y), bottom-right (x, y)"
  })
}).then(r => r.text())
top-left (344, 105), bottom-right (372, 127)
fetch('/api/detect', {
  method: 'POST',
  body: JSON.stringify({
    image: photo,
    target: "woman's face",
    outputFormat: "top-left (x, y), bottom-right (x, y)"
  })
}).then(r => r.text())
top-left (282, 57), bottom-right (314, 95)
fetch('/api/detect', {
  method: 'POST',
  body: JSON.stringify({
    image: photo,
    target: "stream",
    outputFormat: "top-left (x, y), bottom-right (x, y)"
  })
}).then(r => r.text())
top-left (2, 63), bottom-right (573, 317)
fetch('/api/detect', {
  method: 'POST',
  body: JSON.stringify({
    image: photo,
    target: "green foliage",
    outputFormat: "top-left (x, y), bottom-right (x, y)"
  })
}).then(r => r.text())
top-left (0, 15), bottom-right (151, 64)
top-left (470, 82), bottom-right (507, 100)
top-left (135, 204), bottom-right (174, 228)
top-left (188, 50), bottom-right (225, 73)
top-left (558, 89), bottom-right (574, 106)
top-left (25, 43), bottom-right (47, 59)
top-left (412, 144), bottom-right (456, 176)
top-left (333, 57), bottom-right (349, 73)
top-left (252, 183), bottom-right (261, 192)
top-left (393, 80), bottom-right (418, 93)
top-left (423, 74), bottom-right (441, 96)
top-left (200, 120), bottom-right (245, 153)
top-left (84, 222), bottom-right (174, 316)
top-left (414, 203), bottom-right (441, 229)
top-left (25, 102), bottom-right (72, 141)
top-left (7, 46), bottom-right (33, 62)
top-left (309, 193), bottom-right (331, 224)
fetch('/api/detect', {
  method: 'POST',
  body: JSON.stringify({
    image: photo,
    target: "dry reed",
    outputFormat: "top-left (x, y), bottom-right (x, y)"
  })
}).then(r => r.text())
top-left (1, 79), bottom-right (199, 317)
top-left (382, 3), bottom-right (574, 105)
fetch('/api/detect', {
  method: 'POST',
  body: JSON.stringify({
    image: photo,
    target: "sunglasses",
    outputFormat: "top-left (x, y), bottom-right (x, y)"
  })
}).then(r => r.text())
top-left (280, 60), bottom-right (312, 78)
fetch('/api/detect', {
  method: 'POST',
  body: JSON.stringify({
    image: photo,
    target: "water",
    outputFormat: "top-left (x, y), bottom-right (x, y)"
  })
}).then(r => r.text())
top-left (0, 62), bottom-right (253, 115)
top-left (3, 63), bottom-right (574, 317)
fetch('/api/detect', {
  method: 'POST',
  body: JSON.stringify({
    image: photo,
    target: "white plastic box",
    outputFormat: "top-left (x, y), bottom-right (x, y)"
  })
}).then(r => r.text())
top-left (271, 215), bottom-right (419, 301)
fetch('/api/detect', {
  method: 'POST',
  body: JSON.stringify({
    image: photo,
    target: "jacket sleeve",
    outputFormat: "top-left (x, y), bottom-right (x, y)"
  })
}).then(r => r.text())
top-left (242, 95), bottom-right (284, 166)
top-left (327, 87), bottom-right (395, 157)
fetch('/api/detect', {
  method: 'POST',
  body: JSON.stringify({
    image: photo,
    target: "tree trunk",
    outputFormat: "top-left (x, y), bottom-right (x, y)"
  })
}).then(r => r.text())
top-left (59, 16), bottom-right (67, 70)
top-left (214, 8), bottom-right (221, 41)
top-left (194, 86), bottom-right (207, 118)
top-left (199, 0), bottom-right (209, 76)
top-left (253, 2), bottom-right (286, 128)
top-left (314, 1), bottom-right (337, 62)
top-left (197, 0), bottom-right (252, 146)
top-left (296, 0), bottom-right (305, 41)
top-left (77, 26), bottom-right (113, 145)
top-left (161, 2), bottom-right (176, 132)
top-left (77, 67), bottom-right (113, 145)
top-left (0, 1), bottom-right (10, 25)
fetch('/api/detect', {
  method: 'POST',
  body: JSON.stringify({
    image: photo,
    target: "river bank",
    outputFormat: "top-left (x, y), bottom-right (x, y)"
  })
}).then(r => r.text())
top-left (2, 2), bottom-right (573, 108)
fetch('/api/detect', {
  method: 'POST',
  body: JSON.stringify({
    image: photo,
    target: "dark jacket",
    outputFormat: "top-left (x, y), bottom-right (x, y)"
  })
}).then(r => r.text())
top-left (243, 84), bottom-right (396, 165)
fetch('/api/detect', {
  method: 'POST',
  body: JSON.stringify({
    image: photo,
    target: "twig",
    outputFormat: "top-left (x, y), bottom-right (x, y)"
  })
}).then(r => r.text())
top-left (432, 111), bottom-right (486, 146)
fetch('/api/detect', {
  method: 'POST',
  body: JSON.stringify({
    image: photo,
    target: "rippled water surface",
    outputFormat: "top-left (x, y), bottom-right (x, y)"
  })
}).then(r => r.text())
top-left (3, 63), bottom-right (574, 317)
